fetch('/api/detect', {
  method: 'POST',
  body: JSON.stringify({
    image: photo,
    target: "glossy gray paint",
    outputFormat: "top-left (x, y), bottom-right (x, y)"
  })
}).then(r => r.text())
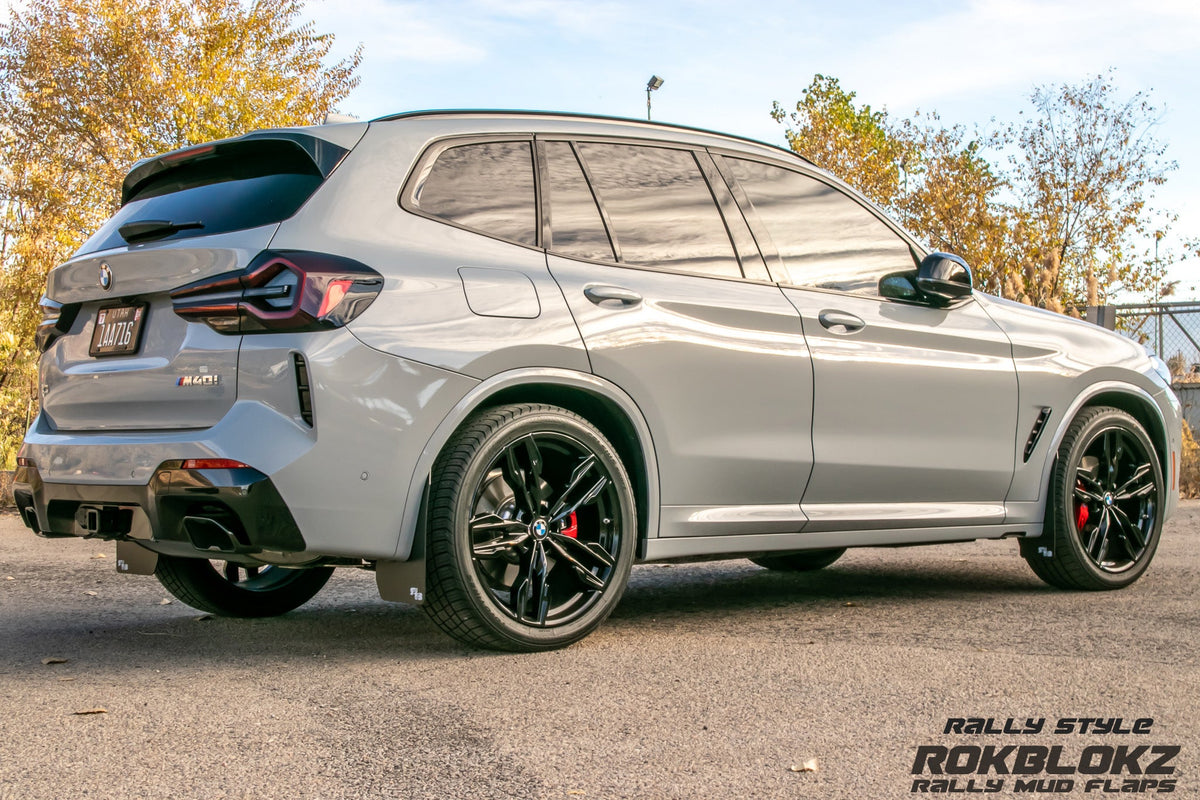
top-left (548, 254), bottom-right (813, 535)
top-left (20, 112), bottom-right (1181, 571)
top-left (783, 288), bottom-right (1019, 529)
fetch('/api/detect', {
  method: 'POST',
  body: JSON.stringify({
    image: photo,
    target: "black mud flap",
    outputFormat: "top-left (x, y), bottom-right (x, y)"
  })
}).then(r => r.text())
top-left (376, 490), bottom-right (426, 605)
top-left (116, 540), bottom-right (159, 575)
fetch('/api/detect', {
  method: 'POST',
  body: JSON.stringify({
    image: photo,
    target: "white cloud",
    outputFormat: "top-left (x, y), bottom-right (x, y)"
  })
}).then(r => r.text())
top-left (306, 0), bottom-right (487, 65)
top-left (847, 0), bottom-right (1200, 108)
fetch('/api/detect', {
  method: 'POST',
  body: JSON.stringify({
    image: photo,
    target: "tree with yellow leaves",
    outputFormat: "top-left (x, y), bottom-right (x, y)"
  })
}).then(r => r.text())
top-left (0, 0), bottom-right (361, 467)
top-left (772, 72), bottom-right (1179, 316)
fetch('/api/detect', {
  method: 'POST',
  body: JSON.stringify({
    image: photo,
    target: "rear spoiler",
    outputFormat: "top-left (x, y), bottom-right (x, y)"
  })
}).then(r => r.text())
top-left (121, 126), bottom-right (367, 205)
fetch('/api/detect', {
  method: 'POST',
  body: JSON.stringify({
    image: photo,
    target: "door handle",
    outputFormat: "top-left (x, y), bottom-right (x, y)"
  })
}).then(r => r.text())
top-left (584, 285), bottom-right (643, 307)
top-left (818, 310), bottom-right (865, 333)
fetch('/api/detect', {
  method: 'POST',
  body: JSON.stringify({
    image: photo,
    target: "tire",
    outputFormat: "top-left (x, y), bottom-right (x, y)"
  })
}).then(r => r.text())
top-left (1021, 406), bottom-right (1164, 590)
top-left (423, 403), bottom-right (636, 652)
top-left (155, 556), bottom-right (334, 617)
top-left (749, 548), bottom-right (846, 572)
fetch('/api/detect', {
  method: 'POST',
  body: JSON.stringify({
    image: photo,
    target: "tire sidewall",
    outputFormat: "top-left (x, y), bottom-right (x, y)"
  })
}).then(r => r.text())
top-left (1053, 409), bottom-right (1164, 588)
top-left (441, 407), bottom-right (636, 649)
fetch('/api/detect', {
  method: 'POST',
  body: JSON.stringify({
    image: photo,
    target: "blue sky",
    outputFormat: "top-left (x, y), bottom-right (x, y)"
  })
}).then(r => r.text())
top-left (306, 0), bottom-right (1200, 300)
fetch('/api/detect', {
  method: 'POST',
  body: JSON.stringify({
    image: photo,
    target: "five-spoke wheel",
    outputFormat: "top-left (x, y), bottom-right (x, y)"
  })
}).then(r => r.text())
top-left (1022, 406), bottom-right (1164, 589)
top-left (423, 404), bottom-right (636, 651)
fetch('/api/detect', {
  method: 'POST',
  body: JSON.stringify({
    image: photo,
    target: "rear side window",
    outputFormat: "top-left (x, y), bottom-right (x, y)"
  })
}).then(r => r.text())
top-left (576, 142), bottom-right (740, 279)
top-left (725, 157), bottom-right (915, 294)
top-left (80, 140), bottom-right (326, 255)
top-left (412, 140), bottom-right (536, 246)
top-left (543, 141), bottom-right (614, 262)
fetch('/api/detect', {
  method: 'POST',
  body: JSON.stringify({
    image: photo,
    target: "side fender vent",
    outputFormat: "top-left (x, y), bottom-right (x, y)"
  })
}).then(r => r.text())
top-left (1023, 406), bottom-right (1052, 462)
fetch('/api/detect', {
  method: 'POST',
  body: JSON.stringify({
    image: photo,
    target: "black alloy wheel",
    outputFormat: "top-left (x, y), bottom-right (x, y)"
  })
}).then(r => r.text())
top-left (423, 404), bottom-right (636, 651)
top-left (1021, 406), bottom-right (1164, 590)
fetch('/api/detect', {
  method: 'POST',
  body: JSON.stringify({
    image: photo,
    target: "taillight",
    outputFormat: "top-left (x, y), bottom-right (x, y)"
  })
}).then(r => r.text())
top-left (170, 250), bottom-right (382, 334)
top-left (35, 294), bottom-right (81, 352)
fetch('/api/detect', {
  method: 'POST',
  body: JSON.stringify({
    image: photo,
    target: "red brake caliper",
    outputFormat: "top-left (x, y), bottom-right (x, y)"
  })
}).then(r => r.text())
top-left (1075, 481), bottom-right (1089, 530)
top-left (562, 511), bottom-right (578, 538)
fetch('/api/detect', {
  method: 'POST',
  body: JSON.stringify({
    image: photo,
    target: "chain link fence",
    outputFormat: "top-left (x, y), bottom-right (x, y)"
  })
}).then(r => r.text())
top-left (1092, 301), bottom-right (1200, 438)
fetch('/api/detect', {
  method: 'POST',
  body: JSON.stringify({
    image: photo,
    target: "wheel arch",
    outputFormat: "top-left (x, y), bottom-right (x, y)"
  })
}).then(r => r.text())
top-left (393, 368), bottom-right (660, 560)
top-left (1037, 381), bottom-right (1171, 513)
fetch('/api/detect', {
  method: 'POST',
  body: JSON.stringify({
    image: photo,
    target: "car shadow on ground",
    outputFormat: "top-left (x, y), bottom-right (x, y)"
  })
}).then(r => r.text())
top-left (0, 555), bottom-right (1057, 672)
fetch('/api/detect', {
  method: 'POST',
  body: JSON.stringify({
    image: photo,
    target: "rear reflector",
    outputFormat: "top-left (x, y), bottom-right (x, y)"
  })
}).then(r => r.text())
top-left (181, 459), bottom-right (251, 470)
top-left (16, 456), bottom-right (35, 468)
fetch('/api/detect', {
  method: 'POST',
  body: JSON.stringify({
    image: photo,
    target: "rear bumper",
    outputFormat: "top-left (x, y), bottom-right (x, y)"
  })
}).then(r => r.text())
top-left (13, 461), bottom-right (306, 555)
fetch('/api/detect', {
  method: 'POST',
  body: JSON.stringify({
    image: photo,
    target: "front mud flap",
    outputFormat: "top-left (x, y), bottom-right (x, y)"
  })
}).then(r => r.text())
top-left (116, 540), bottom-right (159, 575)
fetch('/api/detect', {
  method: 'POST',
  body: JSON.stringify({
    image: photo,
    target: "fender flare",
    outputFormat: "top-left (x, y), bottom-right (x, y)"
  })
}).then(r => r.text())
top-left (392, 367), bottom-right (661, 559)
top-left (1031, 380), bottom-right (1170, 519)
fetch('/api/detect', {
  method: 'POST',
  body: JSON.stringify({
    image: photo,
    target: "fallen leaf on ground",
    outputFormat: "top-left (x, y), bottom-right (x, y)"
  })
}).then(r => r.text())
top-left (92, 553), bottom-right (107, 559)
top-left (158, 598), bottom-right (172, 605)
top-left (4, 576), bottom-right (13, 581)
top-left (41, 657), bottom-right (68, 665)
top-left (789, 758), bottom-right (819, 773)
top-left (84, 591), bottom-right (98, 596)
top-left (843, 601), bottom-right (857, 607)
top-left (72, 708), bottom-right (107, 716)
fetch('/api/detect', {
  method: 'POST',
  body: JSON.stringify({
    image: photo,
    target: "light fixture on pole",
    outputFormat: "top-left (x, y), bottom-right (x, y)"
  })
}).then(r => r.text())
top-left (646, 75), bottom-right (664, 121)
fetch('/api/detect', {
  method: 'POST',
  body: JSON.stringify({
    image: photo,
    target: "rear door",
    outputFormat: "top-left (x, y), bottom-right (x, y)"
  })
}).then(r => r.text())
top-left (717, 153), bottom-right (1018, 531)
top-left (39, 134), bottom-right (356, 431)
top-left (542, 139), bottom-right (814, 538)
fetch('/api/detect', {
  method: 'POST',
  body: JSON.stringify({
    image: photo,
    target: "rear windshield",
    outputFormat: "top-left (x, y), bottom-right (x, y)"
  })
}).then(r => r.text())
top-left (79, 140), bottom-right (325, 255)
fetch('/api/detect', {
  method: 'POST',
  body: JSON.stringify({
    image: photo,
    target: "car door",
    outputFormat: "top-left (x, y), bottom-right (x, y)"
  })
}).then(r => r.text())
top-left (717, 153), bottom-right (1018, 532)
top-left (541, 139), bottom-right (814, 538)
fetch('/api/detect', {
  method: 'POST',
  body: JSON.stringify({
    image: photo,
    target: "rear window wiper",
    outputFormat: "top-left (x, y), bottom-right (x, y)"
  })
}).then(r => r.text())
top-left (118, 219), bottom-right (204, 243)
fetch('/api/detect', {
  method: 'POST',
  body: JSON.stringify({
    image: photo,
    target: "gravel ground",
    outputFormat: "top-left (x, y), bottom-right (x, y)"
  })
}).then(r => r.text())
top-left (1, 504), bottom-right (1197, 799)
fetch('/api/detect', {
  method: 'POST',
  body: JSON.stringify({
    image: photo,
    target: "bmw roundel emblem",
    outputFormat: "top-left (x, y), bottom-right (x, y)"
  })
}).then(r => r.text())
top-left (99, 263), bottom-right (113, 291)
top-left (532, 520), bottom-right (548, 539)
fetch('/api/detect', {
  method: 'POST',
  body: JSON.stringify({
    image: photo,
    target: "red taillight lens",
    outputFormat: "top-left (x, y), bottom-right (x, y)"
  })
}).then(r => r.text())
top-left (180, 459), bottom-right (251, 470)
top-left (170, 250), bottom-right (382, 334)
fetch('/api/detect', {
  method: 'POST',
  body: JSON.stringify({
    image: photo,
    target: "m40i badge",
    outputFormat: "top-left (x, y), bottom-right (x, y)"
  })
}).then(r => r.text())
top-left (177, 374), bottom-right (221, 387)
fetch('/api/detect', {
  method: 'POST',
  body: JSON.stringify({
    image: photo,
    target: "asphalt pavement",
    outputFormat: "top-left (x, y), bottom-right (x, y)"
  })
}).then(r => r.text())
top-left (1, 505), bottom-right (1197, 799)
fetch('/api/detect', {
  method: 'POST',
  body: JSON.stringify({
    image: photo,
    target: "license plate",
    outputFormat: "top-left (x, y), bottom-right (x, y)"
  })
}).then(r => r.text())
top-left (89, 303), bottom-right (147, 357)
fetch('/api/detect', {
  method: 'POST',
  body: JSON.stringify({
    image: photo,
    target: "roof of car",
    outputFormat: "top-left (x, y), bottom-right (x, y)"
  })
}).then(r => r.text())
top-left (369, 108), bottom-right (814, 167)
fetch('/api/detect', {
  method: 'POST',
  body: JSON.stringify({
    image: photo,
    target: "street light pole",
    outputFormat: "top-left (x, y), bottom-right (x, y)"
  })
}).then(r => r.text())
top-left (646, 75), bottom-right (663, 121)
top-left (1155, 230), bottom-right (1164, 358)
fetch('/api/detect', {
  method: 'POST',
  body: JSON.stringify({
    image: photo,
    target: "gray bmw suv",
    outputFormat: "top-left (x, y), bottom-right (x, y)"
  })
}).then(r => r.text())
top-left (14, 111), bottom-right (1182, 651)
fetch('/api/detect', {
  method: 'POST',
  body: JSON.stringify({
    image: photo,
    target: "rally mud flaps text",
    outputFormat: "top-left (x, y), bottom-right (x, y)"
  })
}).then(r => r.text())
top-left (910, 718), bottom-right (1180, 794)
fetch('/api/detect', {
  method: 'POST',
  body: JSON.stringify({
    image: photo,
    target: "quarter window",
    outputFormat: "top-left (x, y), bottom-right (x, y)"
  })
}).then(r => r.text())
top-left (725, 157), bottom-right (914, 294)
top-left (414, 141), bottom-right (536, 246)
top-left (576, 142), bottom-right (740, 279)
top-left (544, 141), bottom-right (614, 262)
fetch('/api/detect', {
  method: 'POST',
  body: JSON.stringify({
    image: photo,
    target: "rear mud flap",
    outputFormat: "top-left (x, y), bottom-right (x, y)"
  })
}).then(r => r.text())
top-left (116, 540), bottom-right (159, 575)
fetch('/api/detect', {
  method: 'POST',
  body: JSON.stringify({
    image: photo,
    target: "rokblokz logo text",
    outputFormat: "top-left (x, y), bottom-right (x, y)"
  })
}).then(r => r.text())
top-left (911, 717), bottom-right (1179, 794)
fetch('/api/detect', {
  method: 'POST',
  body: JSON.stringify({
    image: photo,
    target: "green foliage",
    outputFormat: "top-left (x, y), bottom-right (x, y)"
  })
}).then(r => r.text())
top-left (772, 72), bottom-right (1179, 315)
top-left (0, 0), bottom-right (361, 468)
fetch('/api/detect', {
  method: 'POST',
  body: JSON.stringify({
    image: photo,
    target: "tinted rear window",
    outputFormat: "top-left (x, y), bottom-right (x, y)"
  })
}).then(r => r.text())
top-left (79, 140), bottom-right (324, 255)
top-left (412, 140), bottom-right (537, 246)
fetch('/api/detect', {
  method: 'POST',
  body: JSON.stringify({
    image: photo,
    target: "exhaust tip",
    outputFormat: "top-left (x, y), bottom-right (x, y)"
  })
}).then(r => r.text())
top-left (182, 516), bottom-right (240, 553)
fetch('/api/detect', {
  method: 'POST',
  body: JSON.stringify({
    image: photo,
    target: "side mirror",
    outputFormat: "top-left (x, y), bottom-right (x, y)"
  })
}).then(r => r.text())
top-left (878, 271), bottom-right (922, 303)
top-left (916, 252), bottom-right (972, 305)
